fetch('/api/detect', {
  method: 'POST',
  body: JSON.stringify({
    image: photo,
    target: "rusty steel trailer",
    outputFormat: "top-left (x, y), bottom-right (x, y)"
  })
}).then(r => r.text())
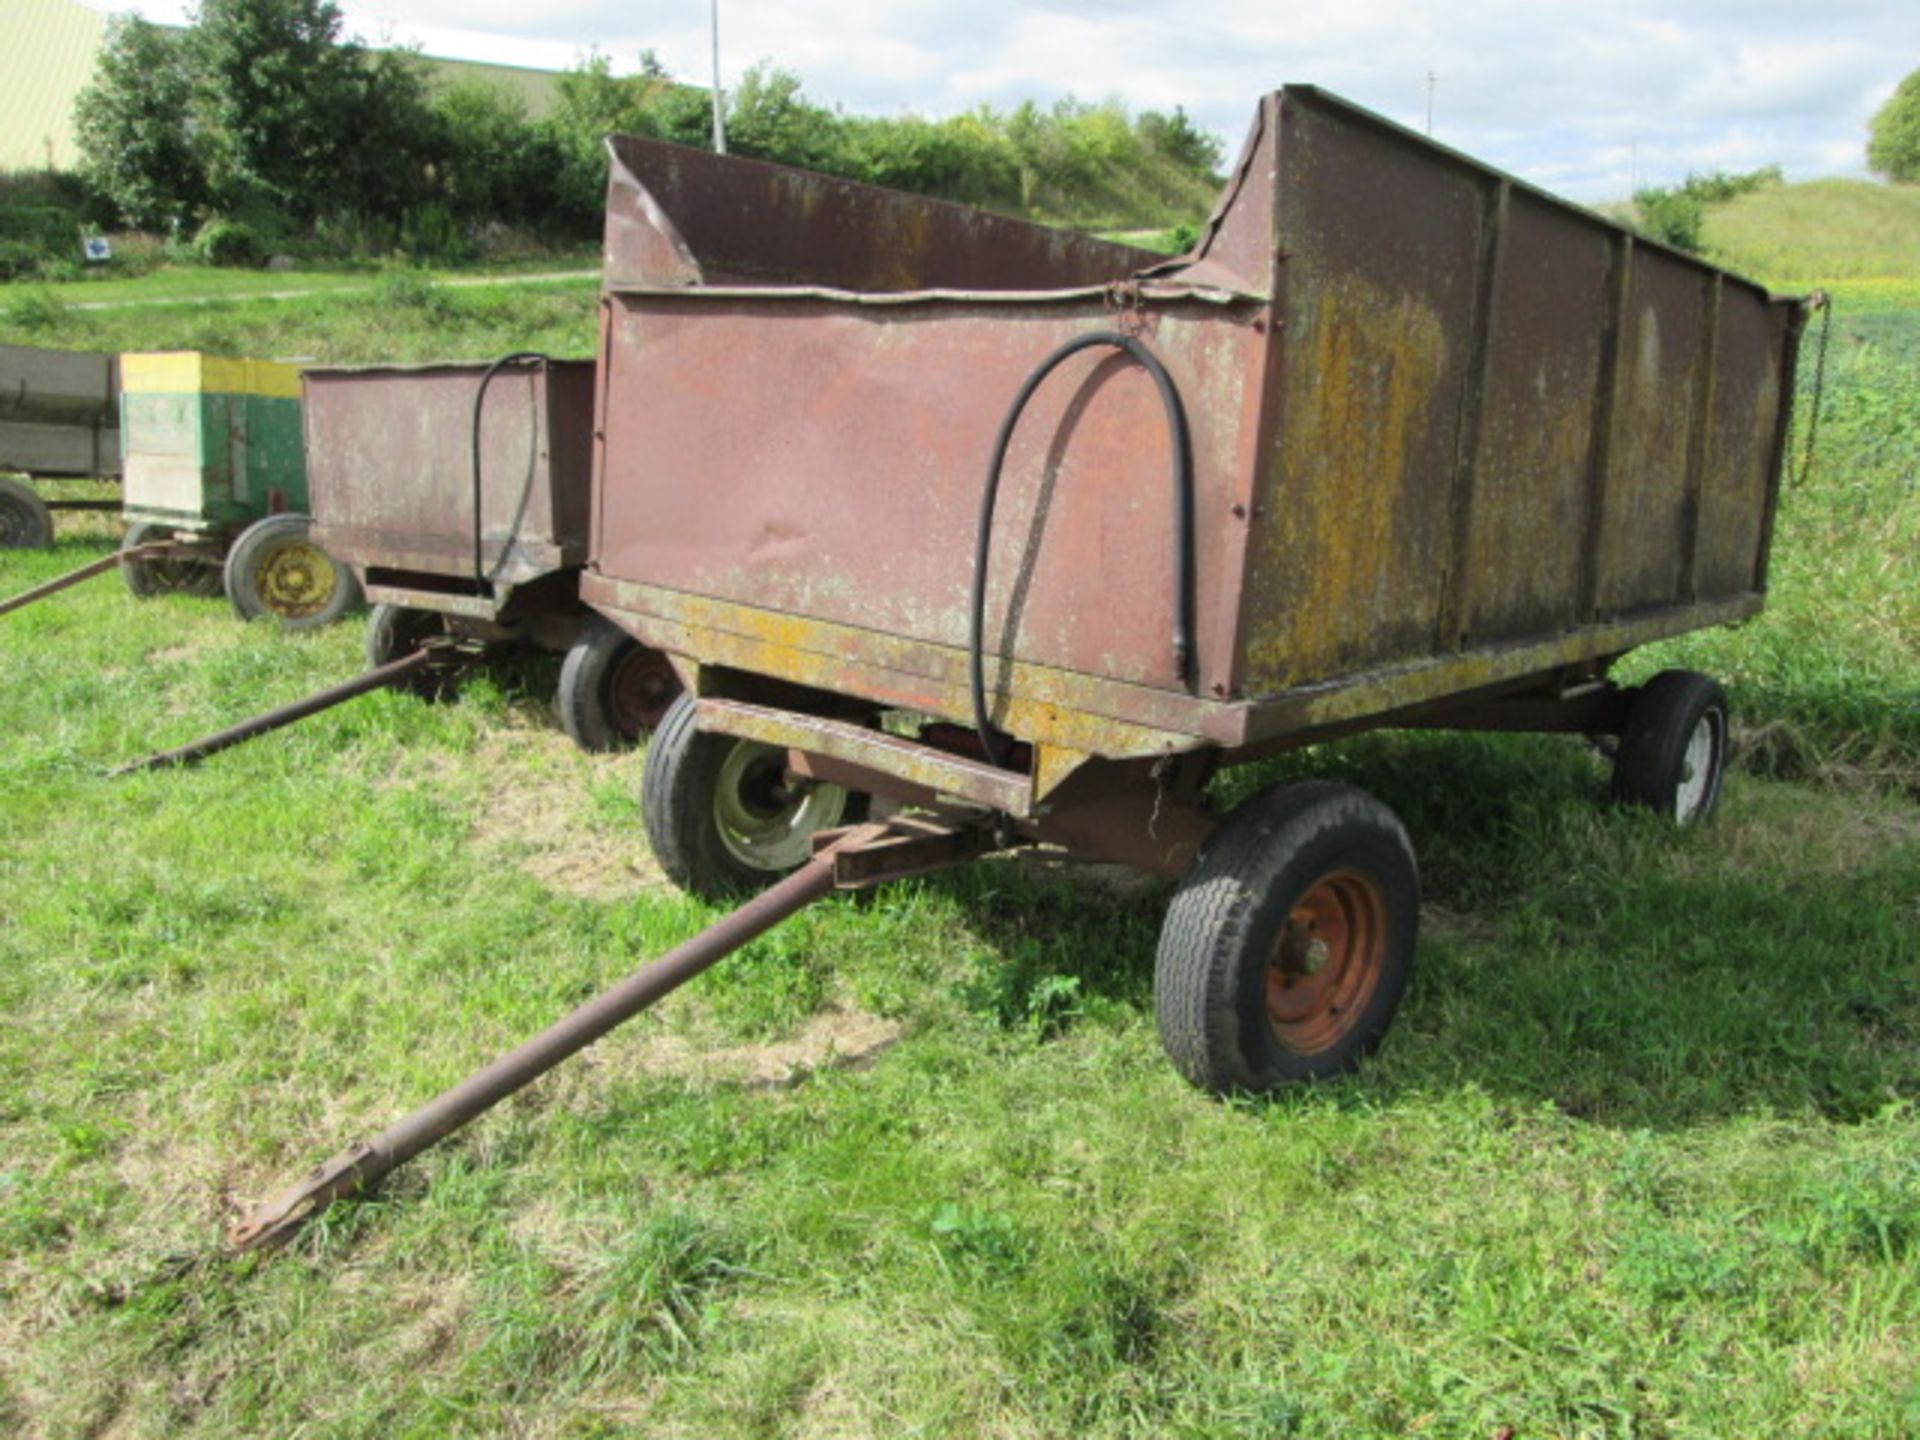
top-left (584, 85), bottom-right (1806, 1078)
top-left (0, 344), bottom-right (123, 548)
top-left (302, 358), bottom-right (681, 748)
top-left (230, 87), bottom-right (1810, 1250)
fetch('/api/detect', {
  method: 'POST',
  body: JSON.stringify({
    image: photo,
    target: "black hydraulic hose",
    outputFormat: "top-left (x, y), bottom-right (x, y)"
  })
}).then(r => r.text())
top-left (969, 331), bottom-right (1195, 770)
top-left (471, 352), bottom-right (550, 583)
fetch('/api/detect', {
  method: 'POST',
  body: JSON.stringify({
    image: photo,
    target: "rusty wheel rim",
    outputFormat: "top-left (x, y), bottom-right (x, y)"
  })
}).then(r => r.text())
top-left (608, 645), bottom-right (683, 738)
top-left (253, 539), bottom-right (337, 619)
top-left (1265, 870), bottom-right (1388, 1055)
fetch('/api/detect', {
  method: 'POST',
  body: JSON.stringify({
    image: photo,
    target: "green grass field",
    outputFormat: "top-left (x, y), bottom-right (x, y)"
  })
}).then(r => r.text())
top-left (1, 251), bottom-right (1918, 1436)
top-left (1704, 179), bottom-right (1920, 286)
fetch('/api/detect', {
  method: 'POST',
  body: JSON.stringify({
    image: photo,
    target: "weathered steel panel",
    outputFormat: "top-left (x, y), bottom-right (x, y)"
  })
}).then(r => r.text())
top-left (1593, 253), bottom-right (1711, 615)
top-left (603, 135), bottom-right (1160, 292)
top-left (1693, 296), bottom-right (1786, 599)
top-left (0, 344), bottom-right (121, 479)
top-left (305, 362), bottom-right (594, 586)
top-left (593, 296), bottom-right (1260, 705)
top-left (1457, 190), bottom-right (1614, 642)
top-left (586, 86), bottom-right (1804, 765)
top-left (1237, 93), bottom-right (1485, 692)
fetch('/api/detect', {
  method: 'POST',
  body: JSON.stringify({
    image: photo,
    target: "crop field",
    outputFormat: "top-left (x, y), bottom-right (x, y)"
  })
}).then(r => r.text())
top-left (0, 266), bottom-right (1917, 1437)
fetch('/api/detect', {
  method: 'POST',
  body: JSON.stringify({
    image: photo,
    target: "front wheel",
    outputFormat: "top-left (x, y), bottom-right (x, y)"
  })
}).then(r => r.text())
top-left (642, 694), bottom-right (862, 900)
top-left (121, 522), bottom-right (223, 599)
top-left (1154, 780), bottom-right (1420, 1094)
top-left (0, 476), bottom-right (53, 549)
top-left (556, 615), bottom-right (683, 752)
top-left (1611, 669), bottom-right (1729, 826)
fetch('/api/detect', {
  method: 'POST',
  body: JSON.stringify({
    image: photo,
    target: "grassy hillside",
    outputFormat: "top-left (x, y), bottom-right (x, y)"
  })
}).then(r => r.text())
top-left (1703, 178), bottom-right (1920, 284)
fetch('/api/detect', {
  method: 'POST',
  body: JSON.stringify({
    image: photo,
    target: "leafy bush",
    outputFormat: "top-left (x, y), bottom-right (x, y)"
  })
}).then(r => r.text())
top-left (194, 218), bottom-right (266, 267)
top-left (1632, 166), bottom-right (1783, 253)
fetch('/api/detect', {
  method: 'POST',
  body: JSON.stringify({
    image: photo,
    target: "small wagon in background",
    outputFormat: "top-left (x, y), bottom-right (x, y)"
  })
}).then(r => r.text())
top-left (115, 351), bottom-right (360, 625)
top-left (0, 343), bottom-right (123, 548)
top-left (301, 360), bottom-right (681, 748)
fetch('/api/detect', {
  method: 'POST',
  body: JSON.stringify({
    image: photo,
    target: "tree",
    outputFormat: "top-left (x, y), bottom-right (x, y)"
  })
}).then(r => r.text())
top-left (1868, 67), bottom-right (1920, 182)
top-left (193, 0), bottom-right (415, 220)
top-left (72, 18), bottom-right (207, 229)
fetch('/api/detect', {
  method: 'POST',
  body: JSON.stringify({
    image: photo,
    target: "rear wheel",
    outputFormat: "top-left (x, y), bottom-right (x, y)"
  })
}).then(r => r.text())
top-left (365, 602), bottom-right (460, 700)
top-left (1611, 669), bottom-right (1729, 825)
top-left (556, 616), bottom-right (683, 752)
top-left (224, 513), bottom-right (361, 628)
top-left (1155, 780), bottom-right (1420, 1093)
top-left (121, 522), bottom-right (223, 599)
top-left (642, 694), bottom-right (861, 900)
top-left (0, 476), bottom-right (53, 549)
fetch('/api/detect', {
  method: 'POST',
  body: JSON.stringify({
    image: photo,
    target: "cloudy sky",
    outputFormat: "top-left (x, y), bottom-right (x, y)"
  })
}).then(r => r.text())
top-left (96, 0), bottom-right (1918, 201)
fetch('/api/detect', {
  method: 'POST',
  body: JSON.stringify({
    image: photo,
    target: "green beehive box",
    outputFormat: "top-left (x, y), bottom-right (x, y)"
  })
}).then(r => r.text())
top-left (120, 352), bottom-right (308, 532)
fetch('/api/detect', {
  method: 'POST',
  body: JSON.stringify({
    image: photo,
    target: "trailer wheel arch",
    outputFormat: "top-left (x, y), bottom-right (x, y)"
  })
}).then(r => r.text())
top-left (1154, 780), bottom-right (1420, 1094)
top-left (643, 694), bottom-right (864, 900)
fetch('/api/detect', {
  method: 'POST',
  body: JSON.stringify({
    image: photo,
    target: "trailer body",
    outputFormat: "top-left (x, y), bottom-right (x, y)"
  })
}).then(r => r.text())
top-left (0, 343), bottom-right (122, 480)
top-left (304, 361), bottom-right (595, 618)
top-left (581, 87), bottom-right (1803, 820)
top-left (120, 353), bottom-right (308, 531)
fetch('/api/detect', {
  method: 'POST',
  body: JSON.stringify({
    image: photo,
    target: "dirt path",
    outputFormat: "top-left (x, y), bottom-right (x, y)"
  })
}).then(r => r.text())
top-left (69, 270), bottom-right (598, 311)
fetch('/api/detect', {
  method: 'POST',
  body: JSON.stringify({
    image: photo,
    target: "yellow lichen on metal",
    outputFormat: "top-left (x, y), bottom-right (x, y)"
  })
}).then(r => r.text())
top-left (589, 578), bottom-right (1218, 759)
top-left (1032, 744), bottom-right (1095, 803)
top-left (1246, 277), bottom-right (1450, 689)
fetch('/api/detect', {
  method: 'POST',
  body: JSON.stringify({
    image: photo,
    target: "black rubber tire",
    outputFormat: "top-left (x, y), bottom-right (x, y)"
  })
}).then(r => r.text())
top-left (0, 476), bottom-right (54, 549)
top-left (642, 693), bottom-right (863, 901)
top-left (1154, 780), bottom-right (1421, 1094)
top-left (121, 521), bottom-right (223, 599)
top-left (1611, 669), bottom-right (1729, 825)
top-left (223, 512), bottom-right (362, 628)
top-left (556, 616), bottom-right (684, 752)
top-left (365, 602), bottom-right (461, 701)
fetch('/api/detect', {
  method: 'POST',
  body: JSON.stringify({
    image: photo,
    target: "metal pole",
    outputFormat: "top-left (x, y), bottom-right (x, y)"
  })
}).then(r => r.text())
top-left (229, 843), bottom-right (852, 1250)
top-left (112, 648), bottom-right (437, 775)
top-left (0, 541), bottom-right (212, 620)
top-left (710, 0), bottom-right (727, 155)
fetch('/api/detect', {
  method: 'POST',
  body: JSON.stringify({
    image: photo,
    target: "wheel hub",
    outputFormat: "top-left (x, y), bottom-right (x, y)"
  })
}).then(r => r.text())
top-left (1266, 870), bottom-right (1388, 1055)
top-left (608, 646), bottom-right (683, 737)
top-left (713, 740), bottom-right (848, 872)
top-left (254, 541), bottom-right (337, 619)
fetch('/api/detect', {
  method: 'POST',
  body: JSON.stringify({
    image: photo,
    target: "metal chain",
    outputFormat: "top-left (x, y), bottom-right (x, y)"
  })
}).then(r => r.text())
top-left (1792, 290), bottom-right (1833, 488)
